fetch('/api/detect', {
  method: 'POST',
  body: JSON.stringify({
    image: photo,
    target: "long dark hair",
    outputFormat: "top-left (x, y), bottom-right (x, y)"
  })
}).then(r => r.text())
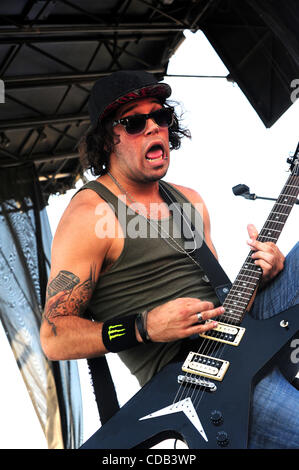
top-left (78, 100), bottom-right (191, 177)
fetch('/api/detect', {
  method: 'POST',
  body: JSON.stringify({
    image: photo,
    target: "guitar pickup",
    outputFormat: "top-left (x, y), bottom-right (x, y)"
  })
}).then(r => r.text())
top-left (182, 352), bottom-right (229, 381)
top-left (200, 321), bottom-right (245, 346)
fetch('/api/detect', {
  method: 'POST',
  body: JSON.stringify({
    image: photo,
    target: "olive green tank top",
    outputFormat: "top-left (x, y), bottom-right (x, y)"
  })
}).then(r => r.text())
top-left (76, 179), bottom-right (219, 386)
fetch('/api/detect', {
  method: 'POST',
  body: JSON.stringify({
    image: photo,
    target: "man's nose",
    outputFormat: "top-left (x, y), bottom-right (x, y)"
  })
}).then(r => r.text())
top-left (144, 117), bottom-right (159, 134)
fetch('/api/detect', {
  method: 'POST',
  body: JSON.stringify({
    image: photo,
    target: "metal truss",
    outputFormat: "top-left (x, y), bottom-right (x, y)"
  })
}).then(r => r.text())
top-left (0, 0), bottom-right (213, 200)
top-left (0, 0), bottom-right (298, 201)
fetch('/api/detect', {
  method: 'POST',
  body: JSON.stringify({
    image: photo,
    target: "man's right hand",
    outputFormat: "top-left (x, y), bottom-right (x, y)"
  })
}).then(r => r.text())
top-left (145, 298), bottom-right (224, 343)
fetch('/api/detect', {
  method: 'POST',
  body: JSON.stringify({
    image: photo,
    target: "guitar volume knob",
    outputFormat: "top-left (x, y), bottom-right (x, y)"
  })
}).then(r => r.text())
top-left (216, 431), bottom-right (229, 447)
top-left (210, 409), bottom-right (224, 425)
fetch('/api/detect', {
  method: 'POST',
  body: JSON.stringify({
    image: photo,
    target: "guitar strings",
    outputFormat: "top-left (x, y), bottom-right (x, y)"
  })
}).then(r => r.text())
top-left (188, 173), bottom-right (299, 407)
top-left (174, 216), bottom-right (266, 403)
top-left (188, 174), bottom-right (299, 409)
top-left (173, 170), bottom-right (299, 409)
top-left (172, 209), bottom-right (265, 404)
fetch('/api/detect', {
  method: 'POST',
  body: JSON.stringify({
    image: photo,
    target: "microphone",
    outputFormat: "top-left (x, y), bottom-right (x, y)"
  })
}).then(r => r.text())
top-left (232, 184), bottom-right (256, 200)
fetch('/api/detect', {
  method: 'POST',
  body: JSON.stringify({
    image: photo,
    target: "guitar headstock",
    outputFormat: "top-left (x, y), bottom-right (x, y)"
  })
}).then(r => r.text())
top-left (287, 141), bottom-right (299, 175)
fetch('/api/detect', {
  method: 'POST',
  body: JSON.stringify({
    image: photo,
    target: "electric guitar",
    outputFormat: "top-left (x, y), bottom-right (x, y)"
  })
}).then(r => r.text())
top-left (81, 147), bottom-right (299, 450)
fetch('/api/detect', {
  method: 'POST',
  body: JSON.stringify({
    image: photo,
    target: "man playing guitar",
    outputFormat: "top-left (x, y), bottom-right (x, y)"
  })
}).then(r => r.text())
top-left (40, 70), bottom-right (298, 449)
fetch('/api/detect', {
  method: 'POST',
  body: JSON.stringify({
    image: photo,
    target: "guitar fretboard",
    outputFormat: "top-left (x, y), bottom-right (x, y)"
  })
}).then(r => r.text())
top-left (222, 169), bottom-right (299, 325)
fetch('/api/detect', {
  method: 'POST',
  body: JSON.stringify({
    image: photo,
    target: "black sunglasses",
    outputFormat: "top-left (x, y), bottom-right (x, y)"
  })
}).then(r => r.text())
top-left (112, 107), bottom-right (174, 135)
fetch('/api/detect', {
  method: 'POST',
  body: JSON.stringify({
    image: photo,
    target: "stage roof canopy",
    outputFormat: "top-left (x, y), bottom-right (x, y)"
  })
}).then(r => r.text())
top-left (0, 0), bottom-right (298, 201)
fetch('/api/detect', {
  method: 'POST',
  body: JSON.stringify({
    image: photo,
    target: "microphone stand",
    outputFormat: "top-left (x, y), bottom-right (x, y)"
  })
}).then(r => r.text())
top-left (233, 149), bottom-right (299, 205)
top-left (232, 184), bottom-right (299, 205)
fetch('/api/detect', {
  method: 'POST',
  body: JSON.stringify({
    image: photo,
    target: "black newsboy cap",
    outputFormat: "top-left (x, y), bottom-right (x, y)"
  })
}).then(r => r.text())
top-left (88, 70), bottom-right (171, 126)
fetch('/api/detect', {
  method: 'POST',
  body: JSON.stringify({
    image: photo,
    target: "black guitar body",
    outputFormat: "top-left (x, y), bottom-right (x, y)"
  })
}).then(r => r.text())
top-left (81, 304), bottom-right (298, 449)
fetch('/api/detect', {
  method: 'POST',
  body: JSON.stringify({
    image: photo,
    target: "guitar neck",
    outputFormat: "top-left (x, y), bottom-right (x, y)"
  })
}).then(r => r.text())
top-left (222, 167), bottom-right (299, 325)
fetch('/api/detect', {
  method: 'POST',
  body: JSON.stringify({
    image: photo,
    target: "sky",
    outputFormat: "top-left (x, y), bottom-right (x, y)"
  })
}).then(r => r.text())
top-left (0, 30), bottom-right (298, 449)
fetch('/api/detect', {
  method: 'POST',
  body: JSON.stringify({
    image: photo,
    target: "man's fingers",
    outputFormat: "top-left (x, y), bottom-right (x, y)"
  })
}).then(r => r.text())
top-left (191, 306), bottom-right (224, 337)
top-left (185, 299), bottom-right (214, 314)
top-left (147, 298), bottom-right (225, 343)
top-left (195, 305), bottom-right (225, 323)
top-left (251, 248), bottom-right (273, 263)
top-left (248, 238), bottom-right (274, 252)
top-left (187, 316), bottom-right (220, 336)
top-left (247, 223), bottom-right (258, 241)
top-left (252, 258), bottom-right (270, 272)
top-left (198, 320), bottom-right (218, 334)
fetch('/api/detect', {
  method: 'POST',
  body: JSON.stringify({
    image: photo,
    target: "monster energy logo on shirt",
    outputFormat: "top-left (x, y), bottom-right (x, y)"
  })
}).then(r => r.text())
top-left (108, 323), bottom-right (126, 341)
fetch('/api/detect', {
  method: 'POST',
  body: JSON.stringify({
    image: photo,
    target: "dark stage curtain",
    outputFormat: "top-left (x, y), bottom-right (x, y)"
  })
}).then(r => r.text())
top-left (0, 163), bottom-right (83, 448)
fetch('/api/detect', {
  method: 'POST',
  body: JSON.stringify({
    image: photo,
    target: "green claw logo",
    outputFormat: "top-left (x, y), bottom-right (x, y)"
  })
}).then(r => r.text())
top-left (108, 324), bottom-right (126, 341)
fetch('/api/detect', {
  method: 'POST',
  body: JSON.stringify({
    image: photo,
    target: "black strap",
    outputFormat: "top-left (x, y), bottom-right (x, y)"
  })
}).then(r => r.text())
top-left (84, 307), bottom-right (120, 425)
top-left (159, 181), bottom-right (232, 303)
top-left (192, 243), bottom-right (232, 303)
top-left (87, 356), bottom-right (120, 425)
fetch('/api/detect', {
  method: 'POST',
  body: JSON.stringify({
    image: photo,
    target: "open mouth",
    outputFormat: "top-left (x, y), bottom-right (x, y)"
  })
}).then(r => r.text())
top-left (145, 144), bottom-right (165, 162)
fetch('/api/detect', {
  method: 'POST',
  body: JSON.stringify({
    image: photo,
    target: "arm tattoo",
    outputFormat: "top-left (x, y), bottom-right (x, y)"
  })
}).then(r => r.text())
top-left (47, 270), bottom-right (80, 298)
top-left (43, 266), bottom-right (96, 335)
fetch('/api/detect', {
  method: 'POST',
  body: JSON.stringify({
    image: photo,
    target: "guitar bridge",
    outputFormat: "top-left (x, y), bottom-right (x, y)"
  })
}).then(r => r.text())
top-left (182, 352), bottom-right (229, 381)
top-left (178, 374), bottom-right (217, 392)
top-left (200, 321), bottom-right (245, 346)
